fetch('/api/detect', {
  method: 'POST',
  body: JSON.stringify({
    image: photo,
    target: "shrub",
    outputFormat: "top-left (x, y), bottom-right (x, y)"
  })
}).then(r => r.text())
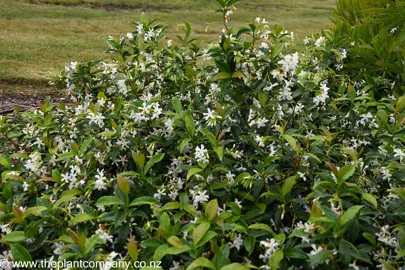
top-left (1, 0), bottom-right (405, 269)
top-left (322, 0), bottom-right (405, 98)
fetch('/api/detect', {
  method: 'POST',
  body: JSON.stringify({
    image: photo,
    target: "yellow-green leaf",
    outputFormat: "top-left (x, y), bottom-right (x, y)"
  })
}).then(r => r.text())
top-left (205, 199), bottom-right (218, 221)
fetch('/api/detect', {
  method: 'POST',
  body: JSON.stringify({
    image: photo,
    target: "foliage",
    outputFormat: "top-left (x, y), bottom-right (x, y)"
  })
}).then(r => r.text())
top-left (1, 0), bottom-right (405, 269)
top-left (322, 0), bottom-right (405, 96)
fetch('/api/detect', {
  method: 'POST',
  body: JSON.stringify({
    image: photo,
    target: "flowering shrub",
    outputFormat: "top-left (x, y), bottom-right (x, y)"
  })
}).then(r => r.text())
top-left (2, 0), bottom-right (405, 269)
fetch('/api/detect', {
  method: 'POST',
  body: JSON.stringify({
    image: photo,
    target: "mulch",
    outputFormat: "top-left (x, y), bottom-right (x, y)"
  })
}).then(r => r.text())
top-left (0, 84), bottom-right (71, 115)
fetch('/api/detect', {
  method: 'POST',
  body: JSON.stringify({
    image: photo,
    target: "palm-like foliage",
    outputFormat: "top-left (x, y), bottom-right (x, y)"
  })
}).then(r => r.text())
top-left (329, 0), bottom-right (405, 93)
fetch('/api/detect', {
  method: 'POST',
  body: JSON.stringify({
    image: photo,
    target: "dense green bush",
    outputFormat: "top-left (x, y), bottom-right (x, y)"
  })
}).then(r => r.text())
top-left (1, 0), bottom-right (405, 269)
top-left (324, 0), bottom-right (405, 98)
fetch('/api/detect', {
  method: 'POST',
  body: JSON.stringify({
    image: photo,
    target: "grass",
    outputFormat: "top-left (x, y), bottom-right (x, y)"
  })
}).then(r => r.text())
top-left (0, 0), bottom-right (336, 84)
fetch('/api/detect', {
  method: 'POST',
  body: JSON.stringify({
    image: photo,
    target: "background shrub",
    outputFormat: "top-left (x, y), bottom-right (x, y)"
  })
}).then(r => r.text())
top-left (1, 0), bottom-right (405, 269)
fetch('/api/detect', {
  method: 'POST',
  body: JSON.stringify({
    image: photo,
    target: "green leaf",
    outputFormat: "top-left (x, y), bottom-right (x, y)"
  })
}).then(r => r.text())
top-left (362, 193), bottom-right (378, 208)
top-left (284, 248), bottom-right (309, 259)
top-left (117, 175), bottom-right (130, 195)
top-left (199, 128), bottom-right (217, 146)
top-left (10, 244), bottom-right (32, 262)
top-left (236, 172), bottom-right (253, 183)
top-left (337, 165), bottom-right (355, 186)
top-left (96, 196), bottom-right (125, 206)
top-left (282, 175), bottom-right (298, 197)
top-left (205, 199), bottom-right (218, 221)
top-left (144, 153), bottom-right (165, 174)
top-left (220, 263), bottom-right (249, 270)
top-left (130, 196), bottom-right (158, 206)
top-left (154, 244), bottom-right (169, 261)
top-left (362, 232), bottom-right (376, 246)
top-left (84, 234), bottom-right (102, 255)
top-left (283, 135), bottom-right (298, 151)
top-left (0, 155), bottom-right (12, 170)
top-left (140, 12), bottom-right (148, 24)
top-left (193, 222), bottom-right (210, 247)
top-left (214, 146), bottom-right (224, 161)
top-left (270, 249), bottom-right (284, 270)
top-left (23, 206), bottom-right (47, 218)
top-left (244, 235), bottom-right (255, 255)
top-left (195, 231), bottom-right (217, 248)
top-left (52, 170), bottom-right (62, 184)
top-left (187, 257), bottom-right (216, 270)
top-left (167, 236), bottom-right (186, 249)
top-left (214, 72), bottom-right (231, 80)
top-left (381, 262), bottom-right (397, 270)
top-left (161, 202), bottom-right (182, 211)
top-left (0, 231), bottom-right (26, 243)
top-left (132, 151), bottom-right (145, 167)
top-left (128, 237), bottom-right (139, 262)
top-left (231, 71), bottom-right (244, 78)
top-left (54, 192), bottom-right (80, 208)
top-left (184, 204), bottom-right (198, 217)
top-left (79, 137), bottom-right (93, 156)
top-left (172, 97), bottom-right (182, 114)
top-left (185, 111), bottom-right (196, 137)
top-left (340, 205), bottom-right (363, 226)
top-left (187, 167), bottom-right (202, 180)
top-left (309, 250), bottom-right (333, 268)
top-left (70, 213), bottom-right (96, 224)
top-left (348, 84), bottom-right (356, 102)
top-left (248, 223), bottom-right (274, 234)
top-left (159, 212), bottom-right (171, 234)
top-left (396, 95), bottom-right (405, 113)
top-left (179, 138), bottom-right (192, 153)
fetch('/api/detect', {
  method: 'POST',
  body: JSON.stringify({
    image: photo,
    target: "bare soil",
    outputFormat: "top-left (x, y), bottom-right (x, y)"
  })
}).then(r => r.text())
top-left (0, 82), bottom-right (70, 115)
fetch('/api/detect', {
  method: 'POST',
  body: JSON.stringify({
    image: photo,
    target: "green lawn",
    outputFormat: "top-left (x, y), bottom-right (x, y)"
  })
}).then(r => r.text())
top-left (0, 0), bottom-right (336, 84)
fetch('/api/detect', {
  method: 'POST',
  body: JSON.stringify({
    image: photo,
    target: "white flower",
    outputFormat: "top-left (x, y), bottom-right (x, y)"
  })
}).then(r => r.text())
top-left (87, 111), bottom-right (105, 128)
top-left (225, 171), bottom-right (235, 184)
top-left (390, 27), bottom-right (398, 34)
top-left (298, 172), bottom-right (306, 181)
top-left (393, 148), bottom-right (405, 163)
top-left (225, 10), bottom-right (233, 22)
top-left (315, 36), bottom-right (326, 47)
top-left (23, 182), bottom-right (29, 192)
top-left (170, 261), bottom-right (181, 270)
top-left (313, 82), bottom-right (329, 106)
top-left (309, 244), bottom-right (324, 257)
top-left (230, 234), bottom-right (243, 250)
top-left (94, 169), bottom-right (108, 191)
top-left (25, 152), bottom-right (42, 175)
top-left (154, 185), bottom-right (166, 201)
top-left (96, 228), bottom-right (114, 244)
top-left (278, 53), bottom-right (299, 74)
top-left (381, 167), bottom-right (392, 181)
top-left (193, 190), bottom-right (209, 206)
top-left (137, 23), bottom-right (144, 34)
top-left (375, 225), bottom-right (398, 247)
top-left (126, 32), bottom-right (134, 39)
top-left (51, 242), bottom-right (65, 255)
top-left (203, 108), bottom-right (222, 127)
top-left (349, 262), bottom-right (360, 270)
top-left (304, 222), bottom-right (316, 234)
top-left (255, 135), bottom-right (266, 148)
top-left (259, 238), bottom-right (279, 262)
top-left (234, 198), bottom-right (242, 208)
top-left (195, 144), bottom-right (209, 164)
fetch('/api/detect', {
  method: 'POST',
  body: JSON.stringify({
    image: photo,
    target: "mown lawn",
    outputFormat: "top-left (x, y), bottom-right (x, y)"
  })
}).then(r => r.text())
top-left (0, 0), bottom-right (335, 83)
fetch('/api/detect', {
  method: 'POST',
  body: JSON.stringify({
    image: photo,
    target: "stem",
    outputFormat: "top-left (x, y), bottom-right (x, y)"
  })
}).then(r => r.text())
top-left (223, 9), bottom-right (229, 32)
